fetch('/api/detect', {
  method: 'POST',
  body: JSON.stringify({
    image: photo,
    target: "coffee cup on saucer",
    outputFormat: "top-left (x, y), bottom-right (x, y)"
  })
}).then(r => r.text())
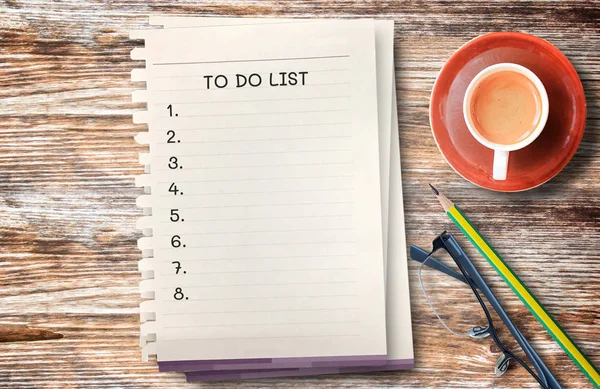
top-left (463, 63), bottom-right (549, 180)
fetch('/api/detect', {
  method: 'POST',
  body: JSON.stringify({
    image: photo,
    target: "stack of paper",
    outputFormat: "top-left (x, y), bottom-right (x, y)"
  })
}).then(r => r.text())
top-left (132, 16), bottom-right (413, 382)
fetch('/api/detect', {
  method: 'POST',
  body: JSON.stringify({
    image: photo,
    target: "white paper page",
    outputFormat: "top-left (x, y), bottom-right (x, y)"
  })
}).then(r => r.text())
top-left (153, 17), bottom-right (414, 371)
top-left (134, 20), bottom-right (386, 362)
top-left (387, 83), bottom-right (414, 361)
top-left (150, 16), bottom-right (392, 266)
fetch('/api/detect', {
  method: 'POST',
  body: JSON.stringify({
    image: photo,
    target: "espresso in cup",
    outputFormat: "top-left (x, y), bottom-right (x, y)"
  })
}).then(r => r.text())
top-left (469, 70), bottom-right (543, 145)
top-left (463, 63), bottom-right (549, 181)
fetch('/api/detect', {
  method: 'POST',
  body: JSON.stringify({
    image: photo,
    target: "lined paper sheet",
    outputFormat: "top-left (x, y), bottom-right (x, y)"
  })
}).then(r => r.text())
top-left (135, 20), bottom-right (387, 362)
top-left (152, 18), bottom-right (414, 377)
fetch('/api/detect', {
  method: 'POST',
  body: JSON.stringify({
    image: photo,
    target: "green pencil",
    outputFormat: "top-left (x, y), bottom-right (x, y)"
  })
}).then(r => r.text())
top-left (430, 184), bottom-right (600, 388)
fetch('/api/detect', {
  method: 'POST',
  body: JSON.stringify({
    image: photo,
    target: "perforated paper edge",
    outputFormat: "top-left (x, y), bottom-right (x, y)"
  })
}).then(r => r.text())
top-left (131, 28), bottom-right (157, 362)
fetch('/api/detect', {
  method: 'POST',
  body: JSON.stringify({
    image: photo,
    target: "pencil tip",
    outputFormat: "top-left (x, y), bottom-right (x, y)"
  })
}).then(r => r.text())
top-left (429, 183), bottom-right (439, 196)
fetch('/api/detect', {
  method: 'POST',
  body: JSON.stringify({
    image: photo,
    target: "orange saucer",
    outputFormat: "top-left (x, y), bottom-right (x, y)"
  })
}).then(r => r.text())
top-left (430, 32), bottom-right (586, 192)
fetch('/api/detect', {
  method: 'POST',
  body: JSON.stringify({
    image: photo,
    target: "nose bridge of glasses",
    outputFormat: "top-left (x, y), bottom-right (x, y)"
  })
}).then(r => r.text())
top-left (439, 233), bottom-right (470, 265)
top-left (410, 245), bottom-right (469, 285)
top-left (432, 230), bottom-right (451, 252)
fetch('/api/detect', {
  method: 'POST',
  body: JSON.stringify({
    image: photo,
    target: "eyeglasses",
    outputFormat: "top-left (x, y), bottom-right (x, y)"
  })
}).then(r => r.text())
top-left (410, 232), bottom-right (562, 389)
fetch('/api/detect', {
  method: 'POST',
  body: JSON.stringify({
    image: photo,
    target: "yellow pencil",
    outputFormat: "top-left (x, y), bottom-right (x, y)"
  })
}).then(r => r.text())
top-left (430, 184), bottom-right (600, 388)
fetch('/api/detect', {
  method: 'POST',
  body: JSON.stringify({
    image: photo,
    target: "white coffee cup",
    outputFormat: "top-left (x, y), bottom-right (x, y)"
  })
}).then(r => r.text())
top-left (463, 63), bottom-right (549, 180)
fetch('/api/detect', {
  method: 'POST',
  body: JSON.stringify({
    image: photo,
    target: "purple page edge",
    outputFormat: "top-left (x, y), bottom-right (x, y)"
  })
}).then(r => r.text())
top-left (159, 354), bottom-right (387, 372)
top-left (185, 358), bottom-right (414, 382)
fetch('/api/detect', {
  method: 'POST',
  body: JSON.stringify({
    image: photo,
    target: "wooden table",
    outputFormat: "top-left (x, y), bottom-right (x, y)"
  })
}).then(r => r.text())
top-left (1, 1), bottom-right (598, 387)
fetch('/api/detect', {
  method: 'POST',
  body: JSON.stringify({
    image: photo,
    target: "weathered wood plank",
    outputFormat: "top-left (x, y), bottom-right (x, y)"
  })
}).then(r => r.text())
top-left (0, 0), bottom-right (598, 388)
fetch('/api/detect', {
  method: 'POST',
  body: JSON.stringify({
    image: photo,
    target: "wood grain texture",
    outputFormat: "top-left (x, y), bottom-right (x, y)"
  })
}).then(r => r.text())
top-left (0, 0), bottom-right (599, 388)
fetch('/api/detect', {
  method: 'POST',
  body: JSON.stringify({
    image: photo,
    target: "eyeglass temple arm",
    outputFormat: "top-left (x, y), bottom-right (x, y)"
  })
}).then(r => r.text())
top-left (410, 244), bottom-right (562, 389)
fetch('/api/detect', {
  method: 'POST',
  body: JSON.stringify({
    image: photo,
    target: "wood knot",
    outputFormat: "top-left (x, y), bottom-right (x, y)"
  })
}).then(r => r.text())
top-left (0, 325), bottom-right (63, 343)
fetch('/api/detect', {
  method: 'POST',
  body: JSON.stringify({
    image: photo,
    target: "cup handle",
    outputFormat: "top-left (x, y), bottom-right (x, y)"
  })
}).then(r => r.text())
top-left (493, 150), bottom-right (509, 180)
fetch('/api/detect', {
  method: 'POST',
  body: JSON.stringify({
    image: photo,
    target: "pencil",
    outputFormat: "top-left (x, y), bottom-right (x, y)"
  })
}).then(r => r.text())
top-left (430, 184), bottom-right (600, 389)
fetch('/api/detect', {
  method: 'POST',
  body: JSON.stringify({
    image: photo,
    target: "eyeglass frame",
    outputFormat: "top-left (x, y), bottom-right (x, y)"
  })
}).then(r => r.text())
top-left (410, 231), bottom-right (561, 389)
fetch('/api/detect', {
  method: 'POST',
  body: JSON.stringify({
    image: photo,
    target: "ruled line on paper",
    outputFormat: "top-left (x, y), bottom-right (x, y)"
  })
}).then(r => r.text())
top-left (156, 201), bottom-right (353, 210)
top-left (157, 190), bottom-right (353, 199)
top-left (182, 254), bottom-right (352, 262)
top-left (160, 280), bottom-right (357, 289)
top-left (163, 122), bottom-right (351, 132)
top-left (155, 225), bottom-right (354, 236)
top-left (153, 136), bottom-right (352, 148)
top-left (155, 162), bottom-right (353, 172)
top-left (155, 149), bottom-right (352, 157)
top-left (153, 96), bottom-right (351, 104)
top-left (153, 68), bottom-right (351, 79)
top-left (163, 335), bottom-right (359, 341)
top-left (160, 268), bottom-right (355, 276)
top-left (154, 174), bottom-right (352, 185)
top-left (156, 241), bottom-right (354, 249)
top-left (154, 228), bottom-right (354, 237)
top-left (158, 136), bottom-right (350, 145)
top-left (157, 175), bottom-right (353, 184)
top-left (158, 189), bottom-right (352, 196)
top-left (155, 109), bottom-right (351, 118)
top-left (159, 278), bottom-right (357, 284)
top-left (160, 187), bottom-right (354, 194)
top-left (162, 308), bottom-right (360, 316)
top-left (158, 186), bottom-right (352, 194)
top-left (164, 319), bottom-right (360, 329)
top-left (150, 21), bottom-right (313, 29)
top-left (153, 82), bottom-right (350, 92)
top-left (153, 55), bottom-right (350, 66)
top-left (158, 214), bottom-right (352, 222)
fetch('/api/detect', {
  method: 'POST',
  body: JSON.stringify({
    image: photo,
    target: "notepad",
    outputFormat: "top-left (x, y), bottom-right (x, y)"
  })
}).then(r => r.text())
top-left (132, 16), bottom-right (413, 381)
